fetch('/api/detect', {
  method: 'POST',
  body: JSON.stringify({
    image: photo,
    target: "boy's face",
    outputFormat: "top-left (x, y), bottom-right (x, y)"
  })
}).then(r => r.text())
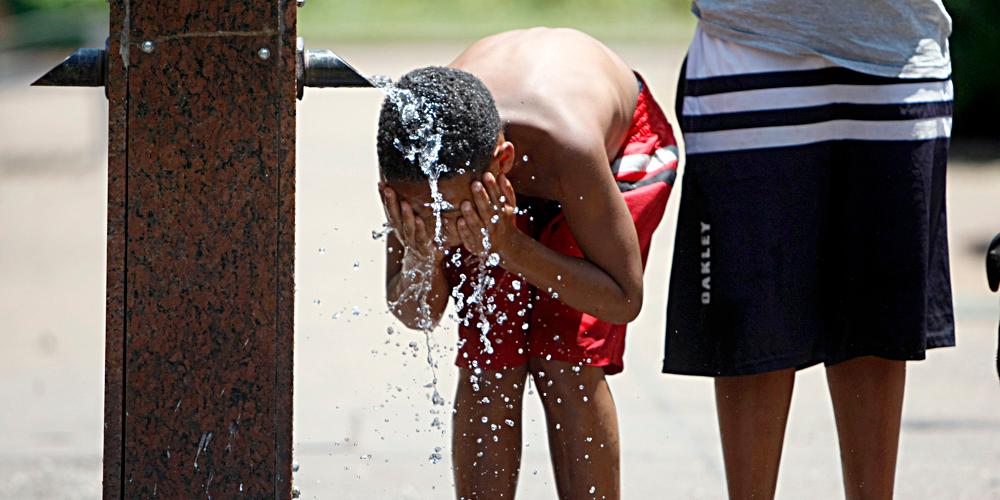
top-left (384, 172), bottom-right (481, 248)
top-left (380, 135), bottom-right (515, 249)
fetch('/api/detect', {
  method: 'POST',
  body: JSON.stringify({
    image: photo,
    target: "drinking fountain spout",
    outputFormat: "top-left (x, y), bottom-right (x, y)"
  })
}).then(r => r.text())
top-left (32, 46), bottom-right (107, 88)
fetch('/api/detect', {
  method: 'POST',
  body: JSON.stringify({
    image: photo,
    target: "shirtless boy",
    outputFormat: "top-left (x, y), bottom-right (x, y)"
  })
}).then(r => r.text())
top-left (377, 28), bottom-right (677, 499)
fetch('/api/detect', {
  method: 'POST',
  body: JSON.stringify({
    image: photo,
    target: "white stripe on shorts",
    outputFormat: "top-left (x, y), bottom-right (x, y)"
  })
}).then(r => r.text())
top-left (683, 80), bottom-right (954, 116)
top-left (684, 117), bottom-right (952, 155)
top-left (612, 146), bottom-right (679, 176)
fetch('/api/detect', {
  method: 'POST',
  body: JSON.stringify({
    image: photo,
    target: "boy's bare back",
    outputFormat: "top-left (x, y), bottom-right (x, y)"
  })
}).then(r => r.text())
top-left (450, 28), bottom-right (641, 200)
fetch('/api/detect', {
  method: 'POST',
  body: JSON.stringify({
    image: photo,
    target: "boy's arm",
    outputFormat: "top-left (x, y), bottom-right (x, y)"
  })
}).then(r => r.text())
top-left (461, 139), bottom-right (644, 325)
top-left (382, 188), bottom-right (450, 330)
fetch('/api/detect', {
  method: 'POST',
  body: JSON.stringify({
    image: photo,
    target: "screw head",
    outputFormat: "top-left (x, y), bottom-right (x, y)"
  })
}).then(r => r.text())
top-left (257, 47), bottom-right (271, 60)
top-left (297, 0), bottom-right (306, 6)
top-left (140, 40), bottom-right (155, 53)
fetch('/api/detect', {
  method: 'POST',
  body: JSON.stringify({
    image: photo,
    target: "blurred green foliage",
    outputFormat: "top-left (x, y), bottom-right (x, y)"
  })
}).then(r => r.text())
top-left (6, 0), bottom-right (104, 13)
top-left (298, 0), bottom-right (694, 43)
top-left (2, 0), bottom-right (107, 49)
top-left (947, 0), bottom-right (1000, 140)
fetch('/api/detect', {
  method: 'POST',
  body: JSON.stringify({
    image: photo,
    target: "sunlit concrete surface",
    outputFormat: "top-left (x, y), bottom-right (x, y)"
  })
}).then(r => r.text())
top-left (1, 42), bottom-right (998, 499)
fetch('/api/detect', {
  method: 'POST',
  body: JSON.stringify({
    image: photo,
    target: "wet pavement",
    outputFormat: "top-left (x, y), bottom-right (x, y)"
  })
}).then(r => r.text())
top-left (1, 42), bottom-right (999, 499)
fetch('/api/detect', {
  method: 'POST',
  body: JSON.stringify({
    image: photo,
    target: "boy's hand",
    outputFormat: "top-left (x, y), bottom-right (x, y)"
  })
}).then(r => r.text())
top-left (381, 185), bottom-right (440, 265)
top-left (457, 172), bottom-right (520, 259)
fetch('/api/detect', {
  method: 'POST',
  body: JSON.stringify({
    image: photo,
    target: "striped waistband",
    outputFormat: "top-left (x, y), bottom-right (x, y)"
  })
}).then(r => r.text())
top-left (681, 27), bottom-right (953, 155)
top-left (613, 75), bottom-right (679, 191)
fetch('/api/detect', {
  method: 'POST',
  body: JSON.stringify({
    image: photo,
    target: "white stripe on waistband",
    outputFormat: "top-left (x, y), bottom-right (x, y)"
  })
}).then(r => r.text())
top-left (684, 117), bottom-right (952, 154)
top-left (686, 25), bottom-right (836, 80)
top-left (612, 145), bottom-right (679, 175)
top-left (683, 80), bottom-right (953, 116)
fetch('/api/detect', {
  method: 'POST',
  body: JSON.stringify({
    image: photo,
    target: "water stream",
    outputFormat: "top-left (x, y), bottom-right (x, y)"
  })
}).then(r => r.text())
top-left (371, 73), bottom-right (505, 462)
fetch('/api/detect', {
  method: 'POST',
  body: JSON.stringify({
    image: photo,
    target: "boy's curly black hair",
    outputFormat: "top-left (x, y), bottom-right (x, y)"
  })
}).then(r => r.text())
top-left (377, 66), bottom-right (501, 182)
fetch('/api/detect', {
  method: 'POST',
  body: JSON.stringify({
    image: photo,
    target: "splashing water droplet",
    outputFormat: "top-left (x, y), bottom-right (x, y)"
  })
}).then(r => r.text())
top-left (372, 224), bottom-right (391, 240)
top-left (486, 253), bottom-right (500, 267)
top-left (432, 391), bottom-right (446, 406)
top-left (352, 306), bottom-right (361, 316)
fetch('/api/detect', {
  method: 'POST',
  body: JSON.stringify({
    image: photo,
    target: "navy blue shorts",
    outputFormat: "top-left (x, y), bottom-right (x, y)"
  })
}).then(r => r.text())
top-left (663, 28), bottom-right (956, 376)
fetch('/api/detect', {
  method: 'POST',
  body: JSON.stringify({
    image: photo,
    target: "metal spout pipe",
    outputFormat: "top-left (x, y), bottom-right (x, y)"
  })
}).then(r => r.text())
top-left (296, 37), bottom-right (373, 98)
top-left (31, 47), bottom-right (106, 88)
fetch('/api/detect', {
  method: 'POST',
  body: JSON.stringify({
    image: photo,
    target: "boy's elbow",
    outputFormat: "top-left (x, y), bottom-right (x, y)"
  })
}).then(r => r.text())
top-left (619, 291), bottom-right (643, 323)
top-left (603, 287), bottom-right (643, 324)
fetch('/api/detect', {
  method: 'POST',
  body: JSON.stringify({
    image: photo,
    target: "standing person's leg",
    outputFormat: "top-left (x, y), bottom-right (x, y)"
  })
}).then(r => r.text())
top-left (453, 365), bottom-right (528, 499)
top-left (715, 368), bottom-right (795, 500)
top-left (530, 357), bottom-right (620, 500)
top-left (826, 357), bottom-right (905, 500)
top-left (665, 26), bottom-right (840, 499)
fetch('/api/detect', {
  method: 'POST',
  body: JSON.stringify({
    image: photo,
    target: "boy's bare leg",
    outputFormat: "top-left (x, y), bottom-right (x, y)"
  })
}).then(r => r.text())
top-left (529, 357), bottom-right (620, 500)
top-left (453, 365), bottom-right (528, 499)
top-left (826, 356), bottom-right (905, 500)
top-left (715, 368), bottom-right (795, 500)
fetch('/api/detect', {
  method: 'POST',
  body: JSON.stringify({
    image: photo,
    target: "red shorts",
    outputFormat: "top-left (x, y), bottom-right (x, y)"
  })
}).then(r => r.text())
top-left (443, 76), bottom-right (677, 375)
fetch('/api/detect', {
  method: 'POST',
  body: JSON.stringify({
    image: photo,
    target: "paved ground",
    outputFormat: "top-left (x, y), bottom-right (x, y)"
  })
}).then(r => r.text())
top-left (1, 42), bottom-right (999, 499)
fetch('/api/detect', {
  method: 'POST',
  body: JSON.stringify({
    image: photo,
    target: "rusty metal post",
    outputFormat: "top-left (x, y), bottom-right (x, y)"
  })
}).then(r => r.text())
top-left (103, 1), bottom-right (296, 497)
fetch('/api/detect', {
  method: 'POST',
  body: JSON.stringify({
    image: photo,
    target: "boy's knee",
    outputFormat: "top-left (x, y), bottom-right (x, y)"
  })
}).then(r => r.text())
top-left (530, 357), bottom-right (613, 417)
